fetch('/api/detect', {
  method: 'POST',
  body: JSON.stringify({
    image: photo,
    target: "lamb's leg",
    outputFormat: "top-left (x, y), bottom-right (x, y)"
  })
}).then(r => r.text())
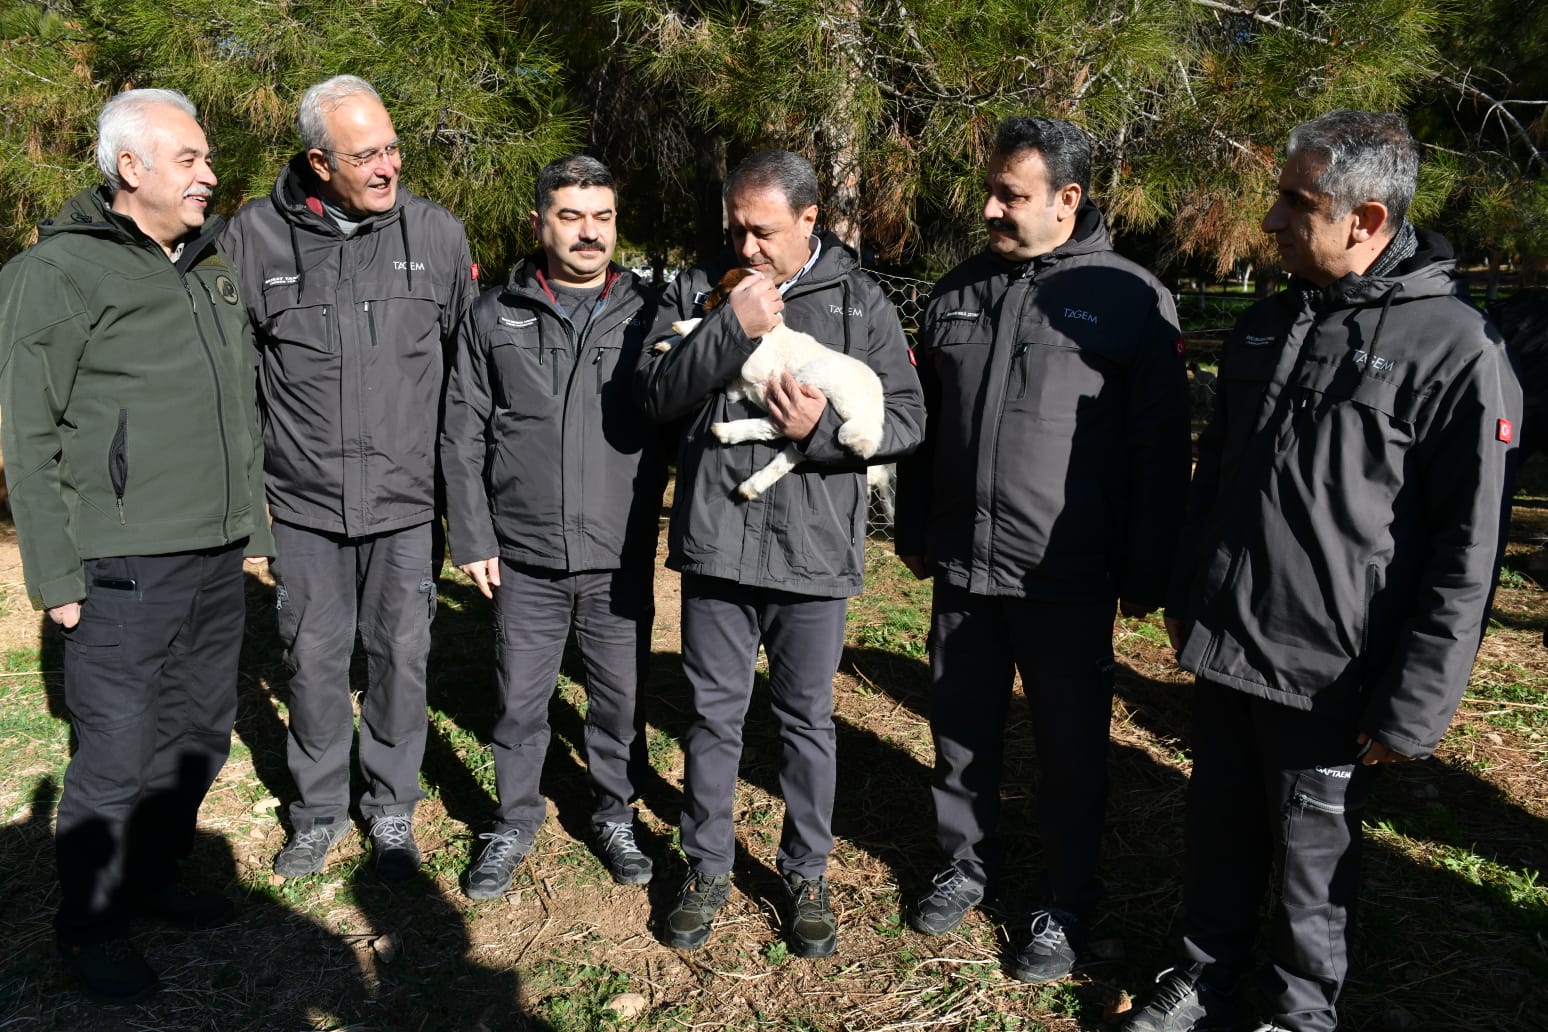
top-left (836, 419), bottom-right (884, 459)
top-left (712, 418), bottom-right (781, 444)
top-left (736, 446), bottom-right (801, 499)
top-left (824, 373), bottom-right (886, 459)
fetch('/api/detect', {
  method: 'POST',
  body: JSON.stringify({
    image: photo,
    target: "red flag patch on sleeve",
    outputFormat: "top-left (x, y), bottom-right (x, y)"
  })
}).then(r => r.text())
top-left (1498, 418), bottom-right (1514, 444)
top-left (907, 347), bottom-right (917, 367)
top-left (471, 263), bottom-right (481, 281)
top-left (1174, 337), bottom-right (1187, 357)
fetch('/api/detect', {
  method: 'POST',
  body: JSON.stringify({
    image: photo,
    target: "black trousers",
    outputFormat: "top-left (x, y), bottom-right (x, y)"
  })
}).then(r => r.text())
top-left (926, 582), bottom-right (1116, 921)
top-left (1181, 679), bottom-right (1377, 1032)
top-left (678, 574), bottom-right (848, 879)
top-left (488, 561), bottom-right (652, 834)
top-left (55, 545), bottom-right (246, 945)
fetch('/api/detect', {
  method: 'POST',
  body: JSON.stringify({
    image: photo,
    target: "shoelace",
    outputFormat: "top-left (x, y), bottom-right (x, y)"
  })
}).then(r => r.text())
top-left (292, 824), bottom-right (340, 852)
top-left (1145, 967), bottom-right (1201, 1009)
top-left (600, 822), bottom-right (642, 857)
top-left (791, 878), bottom-right (829, 915)
top-left (927, 866), bottom-right (971, 900)
top-left (1026, 909), bottom-right (1066, 949)
top-left (681, 872), bottom-right (728, 907)
top-left (370, 814), bottom-right (414, 850)
top-left (476, 830), bottom-right (527, 866)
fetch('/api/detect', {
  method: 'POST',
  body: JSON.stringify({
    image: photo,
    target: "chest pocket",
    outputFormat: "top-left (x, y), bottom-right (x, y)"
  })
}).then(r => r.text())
top-left (490, 324), bottom-right (565, 407)
top-left (923, 312), bottom-right (993, 399)
top-left (356, 278), bottom-right (448, 360)
top-left (260, 281), bottom-right (334, 355)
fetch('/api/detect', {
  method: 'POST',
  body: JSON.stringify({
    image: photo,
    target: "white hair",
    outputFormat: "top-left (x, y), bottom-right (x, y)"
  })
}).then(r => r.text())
top-left (96, 88), bottom-right (199, 193)
top-left (297, 75), bottom-right (384, 165)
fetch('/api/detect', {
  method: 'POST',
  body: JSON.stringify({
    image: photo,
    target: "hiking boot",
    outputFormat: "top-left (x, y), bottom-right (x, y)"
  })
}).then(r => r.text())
top-left (664, 870), bottom-right (731, 949)
top-left (784, 872), bottom-right (838, 958)
top-left (369, 814), bottom-right (421, 883)
top-left (57, 940), bottom-right (159, 1004)
top-left (596, 820), bottom-right (654, 885)
top-left (1119, 966), bottom-right (1236, 1032)
top-left (908, 864), bottom-right (985, 936)
top-left (126, 884), bottom-right (235, 930)
top-left (1009, 908), bottom-right (1079, 983)
top-left (273, 818), bottom-right (350, 879)
top-left (463, 828), bottom-right (533, 901)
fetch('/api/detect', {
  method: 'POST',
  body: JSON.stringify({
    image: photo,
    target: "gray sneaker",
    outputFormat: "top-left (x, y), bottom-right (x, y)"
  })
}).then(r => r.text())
top-left (909, 864), bottom-right (985, 936)
top-left (273, 819), bottom-right (351, 879)
top-left (596, 820), bottom-right (653, 885)
top-left (463, 828), bottom-right (533, 901)
top-left (369, 814), bottom-right (421, 883)
top-left (784, 872), bottom-right (838, 958)
top-left (1010, 908), bottom-right (1079, 983)
top-left (1119, 966), bottom-right (1236, 1032)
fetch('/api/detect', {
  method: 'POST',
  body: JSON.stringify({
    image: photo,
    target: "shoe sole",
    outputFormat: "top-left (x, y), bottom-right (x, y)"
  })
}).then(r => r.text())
top-left (1009, 957), bottom-right (1080, 984)
top-left (790, 933), bottom-right (836, 958)
top-left (273, 859), bottom-right (328, 879)
top-left (610, 867), bottom-right (653, 886)
top-left (664, 921), bottom-right (716, 949)
top-left (463, 876), bottom-right (516, 901)
top-left (907, 911), bottom-right (968, 936)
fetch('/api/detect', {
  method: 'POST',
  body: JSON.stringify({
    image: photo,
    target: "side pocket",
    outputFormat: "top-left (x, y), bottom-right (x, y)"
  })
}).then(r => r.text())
top-left (109, 408), bottom-right (128, 525)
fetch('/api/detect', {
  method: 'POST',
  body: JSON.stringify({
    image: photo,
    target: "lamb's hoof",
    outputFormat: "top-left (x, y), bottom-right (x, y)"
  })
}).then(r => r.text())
top-left (838, 424), bottom-right (882, 459)
top-left (651, 341), bottom-right (673, 353)
top-left (710, 422), bottom-right (733, 443)
top-left (736, 481), bottom-right (761, 500)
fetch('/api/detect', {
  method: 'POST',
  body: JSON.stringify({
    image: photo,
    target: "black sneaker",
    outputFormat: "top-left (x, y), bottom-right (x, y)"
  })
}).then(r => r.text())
top-left (273, 818), bottom-right (351, 879)
top-left (126, 884), bottom-right (235, 930)
top-left (1119, 966), bottom-right (1236, 1032)
top-left (463, 828), bottom-right (533, 901)
top-left (1009, 908), bottom-right (1079, 983)
top-left (596, 820), bottom-right (653, 885)
top-left (908, 864), bottom-right (985, 936)
top-left (57, 940), bottom-right (159, 1004)
top-left (369, 814), bottom-right (421, 882)
top-left (784, 872), bottom-right (838, 958)
top-left (664, 870), bottom-right (731, 949)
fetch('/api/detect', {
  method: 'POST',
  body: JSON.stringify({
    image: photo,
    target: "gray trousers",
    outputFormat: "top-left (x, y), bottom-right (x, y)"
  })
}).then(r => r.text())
top-left (489, 561), bottom-right (652, 834)
top-left (56, 545), bottom-right (245, 945)
top-left (927, 583), bottom-right (1116, 920)
top-left (271, 521), bottom-right (435, 825)
top-left (1181, 679), bottom-right (1377, 1032)
top-left (678, 573), bottom-right (847, 879)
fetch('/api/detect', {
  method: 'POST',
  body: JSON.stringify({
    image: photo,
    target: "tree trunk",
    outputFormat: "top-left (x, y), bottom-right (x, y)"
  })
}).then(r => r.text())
top-left (694, 133), bottom-right (727, 267)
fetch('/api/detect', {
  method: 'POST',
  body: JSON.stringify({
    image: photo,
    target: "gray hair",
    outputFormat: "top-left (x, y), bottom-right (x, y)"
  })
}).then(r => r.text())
top-left (535, 154), bottom-right (615, 215)
top-left (1287, 110), bottom-right (1419, 231)
top-left (297, 75), bottom-right (384, 165)
top-left (97, 88), bottom-right (199, 193)
top-left (993, 117), bottom-right (1091, 199)
top-left (724, 149), bottom-right (819, 213)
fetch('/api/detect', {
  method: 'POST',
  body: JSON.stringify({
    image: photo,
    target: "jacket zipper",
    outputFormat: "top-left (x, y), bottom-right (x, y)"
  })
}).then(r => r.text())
top-left (593, 346), bottom-right (606, 391)
top-left (110, 408), bottom-right (129, 525)
top-left (1293, 792), bottom-right (1346, 817)
top-left (365, 301), bottom-right (379, 347)
top-left (184, 280), bottom-right (234, 534)
top-left (1011, 342), bottom-right (1030, 400)
top-left (197, 279), bottom-right (232, 349)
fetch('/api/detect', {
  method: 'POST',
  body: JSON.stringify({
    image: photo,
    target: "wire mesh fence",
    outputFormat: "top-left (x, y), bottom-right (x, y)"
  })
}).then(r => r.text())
top-left (861, 268), bottom-right (937, 538)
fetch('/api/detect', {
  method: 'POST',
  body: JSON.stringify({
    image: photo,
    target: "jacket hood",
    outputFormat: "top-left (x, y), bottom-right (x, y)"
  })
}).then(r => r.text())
top-left (270, 152), bottom-right (405, 231)
top-left (38, 186), bottom-right (225, 257)
top-left (992, 199), bottom-right (1113, 273)
top-left (1303, 226), bottom-right (1463, 310)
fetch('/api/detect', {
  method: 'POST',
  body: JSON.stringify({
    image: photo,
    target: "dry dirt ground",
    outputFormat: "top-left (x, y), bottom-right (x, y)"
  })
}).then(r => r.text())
top-left (0, 479), bottom-right (1546, 1031)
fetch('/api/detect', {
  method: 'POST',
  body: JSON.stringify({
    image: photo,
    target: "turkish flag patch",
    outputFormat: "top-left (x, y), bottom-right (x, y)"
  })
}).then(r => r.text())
top-left (1498, 418), bottom-right (1514, 444)
top-left (470, 263), bottom-right (481, 281)
top-left (907, 347), bottom-right (917, 367)
top-left (1174, 336), bottom-right (1187, 357)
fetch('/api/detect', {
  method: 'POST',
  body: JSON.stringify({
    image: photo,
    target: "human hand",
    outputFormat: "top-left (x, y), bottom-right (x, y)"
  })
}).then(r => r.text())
top-left (460, 558), bottom-right (502, 600)
top-left (728, 271), bottom-right (783, 338)
top-left (48, 602), bottom-right (81, 629)
top-left (763, 371), bottom-right (827, 442)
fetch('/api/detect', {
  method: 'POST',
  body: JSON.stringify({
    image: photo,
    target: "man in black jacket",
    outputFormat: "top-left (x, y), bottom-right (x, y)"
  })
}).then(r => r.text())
top-left (1122, 112), bottom-right (1521, 1032)
top-left (893, 117), bottom-right (1191, 982)
top-left (0, 88), bottom-right (273, 1003)
top-left (441, 155), bottom-right (666, 901)
top-left (223, 76), bottom-right (477, 883)
top-left (636, 150), bottom-right (924, 956)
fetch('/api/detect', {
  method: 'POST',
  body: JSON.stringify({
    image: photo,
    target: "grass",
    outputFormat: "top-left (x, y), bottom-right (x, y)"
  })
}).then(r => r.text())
top-left (1, 496), bottom-right (1547, 1029)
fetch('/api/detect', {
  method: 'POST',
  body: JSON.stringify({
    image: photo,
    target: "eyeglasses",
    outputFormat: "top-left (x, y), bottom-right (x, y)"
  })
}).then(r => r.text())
top-left (319, 142), bottom-right (401, 168)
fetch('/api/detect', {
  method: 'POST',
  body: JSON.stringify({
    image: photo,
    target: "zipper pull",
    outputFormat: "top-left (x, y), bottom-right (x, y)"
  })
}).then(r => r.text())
top-left (116, 497), bottom-right (126, 526)
top-left (592, 348), bottom-right (604, 364)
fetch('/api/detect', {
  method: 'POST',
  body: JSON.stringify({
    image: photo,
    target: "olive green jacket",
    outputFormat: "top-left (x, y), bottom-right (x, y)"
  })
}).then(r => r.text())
top-left (0, 188), bottom-right (272, 610)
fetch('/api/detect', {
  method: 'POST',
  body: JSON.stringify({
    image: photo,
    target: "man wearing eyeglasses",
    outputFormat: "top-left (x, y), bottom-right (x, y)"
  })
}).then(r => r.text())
top-left (223, 75), bottom-right (477, 883)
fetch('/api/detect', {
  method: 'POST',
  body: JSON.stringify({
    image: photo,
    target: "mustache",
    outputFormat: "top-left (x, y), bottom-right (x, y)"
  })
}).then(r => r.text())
top-left (986, 218), bottom-right (1015, 232)
top-left (184, 186), bottom-right (213, 199)
top-left (571, 238), bottom-right (604, 252)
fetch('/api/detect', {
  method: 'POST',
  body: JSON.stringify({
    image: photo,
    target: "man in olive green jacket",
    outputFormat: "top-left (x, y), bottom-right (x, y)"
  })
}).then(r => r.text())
top-left (0, 89), bottom-right (272, 1005)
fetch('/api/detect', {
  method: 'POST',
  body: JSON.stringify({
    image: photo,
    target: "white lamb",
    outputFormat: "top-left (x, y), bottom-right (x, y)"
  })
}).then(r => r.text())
top-left (661, 299), bottom-right (886, 500)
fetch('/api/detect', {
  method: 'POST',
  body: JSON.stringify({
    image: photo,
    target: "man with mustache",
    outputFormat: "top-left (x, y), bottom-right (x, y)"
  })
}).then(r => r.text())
top-left (223, 75), bottom-right (476, 883)
top-left (894, 116), bottom-right (1190, 982)
top-left (0, 88), bottom-right (273, 1002)
top-left (1122, 111), bottom-right (1520, 1032)
top-left (440, 155), bottom-right (667, 900)
top-left (637, 149), bottom-right (924, 956)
